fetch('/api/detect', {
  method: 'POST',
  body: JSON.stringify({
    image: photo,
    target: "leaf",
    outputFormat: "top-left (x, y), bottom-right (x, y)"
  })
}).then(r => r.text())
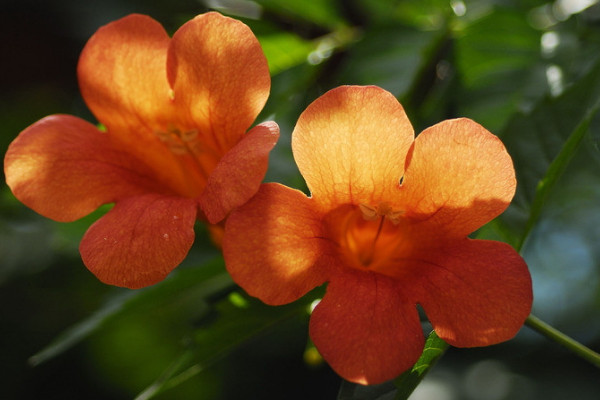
top-left (133, 290), bottom-right (320, 399)
top-left (258, 25), bottom-right (359, 76)
top-left (28, 289), bottom-right (135, 366)
top-left (259, 32), bottom-right (315, 75)
top-left (253, 0), bottom-right (346, 29)
top-left (454, 7), bottom-right (543, 132)
top-left (498, 60), bottom-right (600, 247)
top-left (29, 257), bottom-right (232, 366)
top-left (337, 25), bottom-right (446, 100)
top-left (393, 331), bottom-right (449, 400)
top-left (517, 106), bottom-right (598, 250)
top-left (334, 331), bottom-right (449, 400)
top-left (341, 0), bottom-right (450, 28)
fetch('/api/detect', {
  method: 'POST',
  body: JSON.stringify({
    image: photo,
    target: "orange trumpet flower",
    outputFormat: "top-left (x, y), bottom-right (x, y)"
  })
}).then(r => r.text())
top-left (223, 85), bottom-right (532, 384)
top-left (4, 13), bottom-right (278, 289)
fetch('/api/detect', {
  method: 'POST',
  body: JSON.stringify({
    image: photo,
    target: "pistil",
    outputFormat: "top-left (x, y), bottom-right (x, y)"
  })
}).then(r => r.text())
top-left (360, 215), bottom-right (385, 266)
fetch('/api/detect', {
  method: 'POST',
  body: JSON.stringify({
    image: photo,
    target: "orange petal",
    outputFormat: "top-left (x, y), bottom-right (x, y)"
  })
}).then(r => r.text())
top-left (223, 183), bottom-right (329, 305)
top-left (400, 118), bottom-right (516, 237)
top-left (78, 14), bottom-right (171, 135)
top-left (4, 115), bottom-right (170, 222)
top-left (199, 121), bottom-right (280, 224)
top-left (309, 269), bottom-right (424, 385)
top-left (292, 86), bottom-right (414, 212)
top-left (80, 194), bottom-right (197, 289)
top-left (411, 239), bottom-right (532, 346)
top-left (77, 14), bottom-right (193, 192)
top-left (167, 12), bottom-right (271, 152)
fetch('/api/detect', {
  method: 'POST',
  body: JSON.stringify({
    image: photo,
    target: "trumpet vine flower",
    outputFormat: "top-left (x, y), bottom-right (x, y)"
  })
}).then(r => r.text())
top-left (4, 13), bottom-right (278, 288)
top-left (223, 86), bottom-right (532, 384)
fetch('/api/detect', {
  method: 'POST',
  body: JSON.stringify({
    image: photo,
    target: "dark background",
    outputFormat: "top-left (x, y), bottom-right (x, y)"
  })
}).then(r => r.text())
top-left (2, 0), bottom-right (600, 399)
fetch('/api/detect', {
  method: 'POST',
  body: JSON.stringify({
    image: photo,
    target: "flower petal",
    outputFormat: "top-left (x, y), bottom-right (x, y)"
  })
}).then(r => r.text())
top-left (310, 269), bottom-right (424, 385)
top-left (4, 115), bottom-right (170, 222)
top-left (223, 183), bottom-right (329, 305)
top-left (412, 239), bottom-right (532, 346)
top-left (80, 194), bottom-right (197, 289)
top-left (199, 121), bottom-right (280, 224)
top-left (400, 118), bottom-right (516, 236)
top-left (167, 12), bottom-right (271, 152)
top-left (292, 86), bottom-right (414, 212)
top-left (78, 14), bottom-right (171, 135)
top-left (77, 14), bottom-right (195, 193)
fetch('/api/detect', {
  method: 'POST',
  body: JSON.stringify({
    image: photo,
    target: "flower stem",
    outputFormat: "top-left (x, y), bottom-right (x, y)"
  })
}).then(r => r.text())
top-left (525, 314), bottom-right (600, 368)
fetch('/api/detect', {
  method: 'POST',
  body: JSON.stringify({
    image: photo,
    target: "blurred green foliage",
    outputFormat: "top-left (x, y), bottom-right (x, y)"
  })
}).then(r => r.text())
top-left (2, 0), bottom-right (600, 399)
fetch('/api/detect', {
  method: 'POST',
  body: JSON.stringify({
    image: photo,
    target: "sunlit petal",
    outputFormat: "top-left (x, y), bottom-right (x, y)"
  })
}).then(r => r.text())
top-left (4, 115), bottom-right (171, 222)
top-left (400, 118), bottom-right (516, 237)
top-left (199, 121), bottom-right (279, 223)
top-left (80, 194), bottom-right (197, 289)
top-left (168, 12), bottom-right (271, 152)
top-left (310, 269), bottom-right (424, 385)
top-left (410, 239), bottom-right (532, 346)
top-left (223, 183), bottom-right (330, 305)
top-left (292, 86), bottom-right (414, 212)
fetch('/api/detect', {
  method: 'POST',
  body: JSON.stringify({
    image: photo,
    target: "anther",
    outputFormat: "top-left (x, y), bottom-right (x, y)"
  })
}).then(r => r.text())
top-left (358, 202), bottom-right (404, 225)
top-left (154, 127), bottom-right (203, 156)
top-left (180, 129), bottom-right (199, 142)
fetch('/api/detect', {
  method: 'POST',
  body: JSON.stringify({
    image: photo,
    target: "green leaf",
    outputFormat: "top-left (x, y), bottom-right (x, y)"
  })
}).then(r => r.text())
top-left (393, 331), bottom-right (449, 400)
top-left (134, 290), bottom-right (320, 399)
top-left (29, 258), bottom-right (232, 366)
top-left (259, 32), bottom-right (315, 75)
top-left (258, 25), bottom-right (359, 76)
top-left (337, 25), bottom-right (446, 100)
top-left (345, 0), bottom-right (451, 27)
top-left (253, 0), bottom-right (346, 29)
top-left (499, 60), bottom-right (600, 246)
top-left (454, 7), bottom-right (542, 132)
top-left (517, 106), bottom-right (598, 250)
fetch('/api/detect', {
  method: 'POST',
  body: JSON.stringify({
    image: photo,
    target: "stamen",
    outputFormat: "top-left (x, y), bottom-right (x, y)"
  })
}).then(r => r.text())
top-left (155, 130), bottom-right (187, 155)
top-left (154, 127), bottom-right (204, 157)
top-left (180, 129), bottom-right (199, 142)
top-left (358, 203), bottom-right (378, 221)
top-left (154, 125), bottom-right (212, 183)
top-left (359, 201), bottom-right (404, 225)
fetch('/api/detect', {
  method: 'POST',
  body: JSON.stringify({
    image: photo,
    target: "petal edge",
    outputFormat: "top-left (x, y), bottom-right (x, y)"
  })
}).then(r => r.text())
top-left (80, 194), bottom-right (197, 289)
top-left (199, 121), bottom-right (279, 224)
top-left (310, 269), bottom-right (424, 384)
top-left (292, 86), bottom-right (414, 212)
top-left (412, 239), bottom-right (532, 346)
top-left (223, 183), bottom-right (328, 305)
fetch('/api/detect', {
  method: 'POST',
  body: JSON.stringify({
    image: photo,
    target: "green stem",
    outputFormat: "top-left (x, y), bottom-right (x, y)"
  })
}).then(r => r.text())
top-left (525, 314), bottom-right (600, 368)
